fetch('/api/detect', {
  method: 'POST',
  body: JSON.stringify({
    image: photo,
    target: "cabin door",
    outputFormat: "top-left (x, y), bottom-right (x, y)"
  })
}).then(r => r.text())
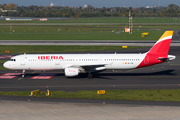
top-left (55, 59), bottom-right (60, 65)
top-left (20, 57), bottom-right (25, 65)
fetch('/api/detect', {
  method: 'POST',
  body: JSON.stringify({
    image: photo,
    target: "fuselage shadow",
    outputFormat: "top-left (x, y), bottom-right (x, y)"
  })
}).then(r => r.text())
top-left (61, 69), bottom-right (176, 79)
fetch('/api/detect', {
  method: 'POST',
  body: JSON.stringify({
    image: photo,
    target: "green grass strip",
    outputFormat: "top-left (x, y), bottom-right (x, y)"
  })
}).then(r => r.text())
top-left (0, 89), bottom-right (180, 101)
top-left (0, 60), bottom-right (7, 63)
top-left (0, 45), bottom-right (143, 54)
top-left (0, 60), bottom-right (8, 70)
top-left (0, 17), bottom-right (179, 23)
top-left (0, 25), bottom-right (164, 40)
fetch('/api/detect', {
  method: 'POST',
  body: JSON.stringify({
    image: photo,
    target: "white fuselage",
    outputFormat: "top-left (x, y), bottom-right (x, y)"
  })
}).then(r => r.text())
top-left (3, 53), bottom-right (146, 70)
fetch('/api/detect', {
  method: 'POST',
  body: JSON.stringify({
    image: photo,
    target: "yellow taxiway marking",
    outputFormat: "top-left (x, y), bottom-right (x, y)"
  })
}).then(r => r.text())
top-left (18, 77), bottom-right (23, 80)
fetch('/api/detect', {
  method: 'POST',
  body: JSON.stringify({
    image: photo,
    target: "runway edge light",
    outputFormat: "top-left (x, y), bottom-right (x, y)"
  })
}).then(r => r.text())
top-left (97, 90), bottom-right (105, 94)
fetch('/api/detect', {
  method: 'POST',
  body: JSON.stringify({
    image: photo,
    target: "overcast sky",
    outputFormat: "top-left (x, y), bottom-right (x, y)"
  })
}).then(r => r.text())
top-left (1, 0), bottom-right (180, 8)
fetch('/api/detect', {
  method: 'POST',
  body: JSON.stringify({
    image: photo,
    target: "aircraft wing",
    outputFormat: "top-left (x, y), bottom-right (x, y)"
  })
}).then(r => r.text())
top-left (71, 64), bottom-right (105, 69)
top-left (65, 63), bottom-right (112, 71)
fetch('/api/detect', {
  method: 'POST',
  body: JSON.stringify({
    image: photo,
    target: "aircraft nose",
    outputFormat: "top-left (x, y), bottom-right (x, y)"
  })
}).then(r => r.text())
top-left (3, 62), bottom-right (9, 69)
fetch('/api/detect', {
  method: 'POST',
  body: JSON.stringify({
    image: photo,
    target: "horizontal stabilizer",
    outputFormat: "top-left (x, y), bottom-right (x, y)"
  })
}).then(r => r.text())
top-left (168, 55), bottom-right (176, 61)
top-left (158, 57), bottom-right (168, 61)
top-left (158, 55), bottom-right (176, 61)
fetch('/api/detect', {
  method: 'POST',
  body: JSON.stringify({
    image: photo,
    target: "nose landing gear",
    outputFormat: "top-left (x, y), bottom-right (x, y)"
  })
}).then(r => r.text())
top-left (22, 70), bottom-right (25, 77)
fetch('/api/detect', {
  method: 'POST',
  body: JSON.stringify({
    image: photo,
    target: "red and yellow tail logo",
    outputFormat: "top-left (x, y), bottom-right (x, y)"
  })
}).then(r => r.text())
top-left (148, 31), bottom-right (173, 55)
top-left (137, 31), bottom-right (174, 68)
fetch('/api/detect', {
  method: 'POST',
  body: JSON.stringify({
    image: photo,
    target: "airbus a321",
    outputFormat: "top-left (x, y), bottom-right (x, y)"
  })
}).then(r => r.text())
top-left (3, 31), bottom-right (176, 78)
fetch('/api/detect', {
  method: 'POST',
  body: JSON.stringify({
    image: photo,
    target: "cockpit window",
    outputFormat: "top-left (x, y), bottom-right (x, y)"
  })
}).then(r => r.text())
top-left (9, 59), bottom-right (16, 61)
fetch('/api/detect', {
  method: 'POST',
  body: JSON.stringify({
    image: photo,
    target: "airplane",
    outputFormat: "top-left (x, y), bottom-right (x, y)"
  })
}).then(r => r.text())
top-left (3, 31), bottom-right (176, 78)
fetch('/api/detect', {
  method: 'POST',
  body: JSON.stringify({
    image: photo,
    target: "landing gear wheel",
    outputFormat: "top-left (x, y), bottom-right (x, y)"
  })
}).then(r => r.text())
top-left (87, 73), bottom-right (93, 79)
top-left (22, 70), bottom-right (25, 78)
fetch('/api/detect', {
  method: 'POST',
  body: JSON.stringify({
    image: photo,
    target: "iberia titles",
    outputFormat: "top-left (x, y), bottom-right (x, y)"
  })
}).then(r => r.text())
top-left (38, 56), bottom-right (64, 60)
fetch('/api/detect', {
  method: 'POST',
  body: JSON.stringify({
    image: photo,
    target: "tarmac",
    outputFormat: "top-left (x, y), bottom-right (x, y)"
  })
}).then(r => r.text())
top-left (1, 100), bottom-right (180, 120)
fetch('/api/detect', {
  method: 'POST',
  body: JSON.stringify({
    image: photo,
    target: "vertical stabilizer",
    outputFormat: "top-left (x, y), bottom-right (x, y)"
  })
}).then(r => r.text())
top-left (148, 31), bottom-right (173, 55)
top-left (137, 31), bottom-right (174, 68)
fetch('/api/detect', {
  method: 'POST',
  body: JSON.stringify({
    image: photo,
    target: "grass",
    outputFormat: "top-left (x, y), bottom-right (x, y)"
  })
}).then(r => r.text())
top-left (0, 89), bottom-right (180, 101)
top-left (138, 25), bottom-right (180, 29)
top-left (0, 60), bottom-right (8, 70)
top-left (0, 25), bottom-right (165, 40)
top-left (0, 45), bottom-right (143, 54)
top-left (0, 65), bottom-right (9, 70)
top-left (0, 60), bottom-right (7, 63)
top-left (0, 17), bottom-right (180, 23)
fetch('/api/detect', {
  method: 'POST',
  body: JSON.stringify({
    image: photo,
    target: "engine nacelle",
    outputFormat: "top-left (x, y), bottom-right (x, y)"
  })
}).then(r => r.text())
top-left (95, 66), bottom-right (106, 71)
top-left (65, 68), bottom-right (79, 77)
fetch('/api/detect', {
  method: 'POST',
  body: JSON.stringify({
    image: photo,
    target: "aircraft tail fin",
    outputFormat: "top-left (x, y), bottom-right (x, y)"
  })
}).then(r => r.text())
top-left (147, 31), bottom-right (173, 55)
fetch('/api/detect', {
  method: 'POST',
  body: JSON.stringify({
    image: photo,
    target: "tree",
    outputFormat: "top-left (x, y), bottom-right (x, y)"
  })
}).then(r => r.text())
top-left (4, 3), bottom-right (17, 10)
top-left (167, 4), bottom-right (179, 10)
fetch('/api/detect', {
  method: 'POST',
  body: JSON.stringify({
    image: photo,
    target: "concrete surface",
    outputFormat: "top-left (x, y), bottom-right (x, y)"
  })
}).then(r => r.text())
top-left (0, 100), bottom-right (180, 120)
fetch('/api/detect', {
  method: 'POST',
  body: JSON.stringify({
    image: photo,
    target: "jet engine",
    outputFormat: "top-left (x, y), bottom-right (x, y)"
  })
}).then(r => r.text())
top-left (65, 68), bottom-right (79, 77)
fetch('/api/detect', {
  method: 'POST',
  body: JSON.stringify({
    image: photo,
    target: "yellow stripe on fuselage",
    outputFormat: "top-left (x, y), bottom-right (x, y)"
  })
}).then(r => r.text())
top-left (158, 31), bottom-right (173, 41)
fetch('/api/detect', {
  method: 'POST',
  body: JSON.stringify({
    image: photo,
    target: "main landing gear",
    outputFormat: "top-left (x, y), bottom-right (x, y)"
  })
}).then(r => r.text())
top-left (22, 70), bottom-right (25, 78)
top-left (87, 72), bottom-right (93, 79)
